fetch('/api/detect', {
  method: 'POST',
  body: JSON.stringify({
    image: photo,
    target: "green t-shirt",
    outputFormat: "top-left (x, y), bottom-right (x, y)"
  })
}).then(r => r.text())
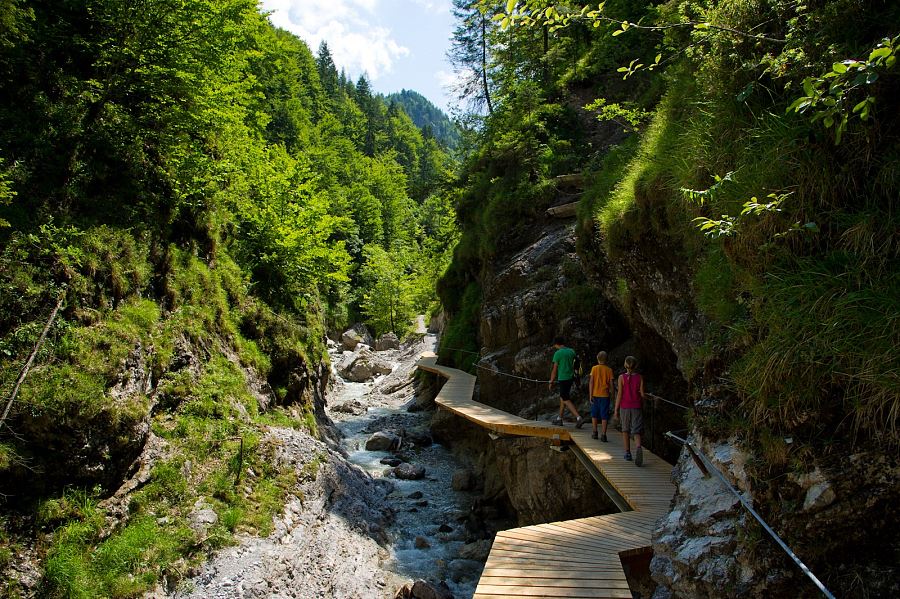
top-left (552, 347), bottom-right (576, 381)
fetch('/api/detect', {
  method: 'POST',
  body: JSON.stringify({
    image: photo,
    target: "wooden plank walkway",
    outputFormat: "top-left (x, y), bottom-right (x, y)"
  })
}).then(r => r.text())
top-left (417, 354), bottom-right (675, 599)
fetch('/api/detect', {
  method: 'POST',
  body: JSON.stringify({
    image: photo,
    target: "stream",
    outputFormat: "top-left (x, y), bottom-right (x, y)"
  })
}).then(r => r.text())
top-left (325, 332), bottom-right (481, 599)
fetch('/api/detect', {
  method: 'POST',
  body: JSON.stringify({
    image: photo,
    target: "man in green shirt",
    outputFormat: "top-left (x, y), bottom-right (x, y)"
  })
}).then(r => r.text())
top-left (548, 336), bottom-right (585, 428)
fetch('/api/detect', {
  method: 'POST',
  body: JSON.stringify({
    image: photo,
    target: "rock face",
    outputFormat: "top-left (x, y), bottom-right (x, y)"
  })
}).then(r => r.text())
top-left (376, 331), bottom-right (400, 351)
top-left (2, 341), bottom-right (154, 498)
top-left (432, 410), bottom-right (617, 526)
top-left (474, 220), bottom-right (631, 417)
top-left (341, 323), bottom-right (374, 350)
top-left (338, 347), bottom-right (393, 382)
top-left (651, 437), bottom-right (755, 598)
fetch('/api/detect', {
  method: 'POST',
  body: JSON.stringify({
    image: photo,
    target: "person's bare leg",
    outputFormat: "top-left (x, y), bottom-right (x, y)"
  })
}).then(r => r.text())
top-left (558, 400), bottom-right (564, 422)
top-left (564, 400), bottom-right (581, 419)
top-left (601, 418), bottom-right (608, 436)
top-left (622, 430), bottom-right (630, 453)
top-left (592, 415), bottom-right (598, 433)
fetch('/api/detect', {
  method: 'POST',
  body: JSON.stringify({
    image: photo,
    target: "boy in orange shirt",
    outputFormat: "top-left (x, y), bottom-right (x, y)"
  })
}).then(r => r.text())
top-left (588, 351), bottom-right (614, 441)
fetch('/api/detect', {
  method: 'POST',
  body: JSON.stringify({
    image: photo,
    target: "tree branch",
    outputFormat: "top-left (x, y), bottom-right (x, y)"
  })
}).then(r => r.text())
top-left (0, 292), bottom-right (66, 431)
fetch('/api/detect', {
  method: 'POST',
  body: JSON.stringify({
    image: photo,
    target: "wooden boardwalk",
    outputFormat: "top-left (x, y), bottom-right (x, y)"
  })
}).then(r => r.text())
top-left (417, 355), bottom-right (675, 599)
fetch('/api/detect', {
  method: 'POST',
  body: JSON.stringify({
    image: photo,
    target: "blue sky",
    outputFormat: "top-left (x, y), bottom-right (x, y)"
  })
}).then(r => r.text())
top-left (262, 0), bottom-right (460, 114)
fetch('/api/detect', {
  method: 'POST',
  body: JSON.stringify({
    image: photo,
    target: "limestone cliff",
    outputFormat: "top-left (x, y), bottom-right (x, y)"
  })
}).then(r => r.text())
top-left (437, 175), bottom-right (900, 597)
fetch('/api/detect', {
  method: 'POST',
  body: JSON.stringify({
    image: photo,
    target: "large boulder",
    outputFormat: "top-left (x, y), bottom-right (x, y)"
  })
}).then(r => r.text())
top-left (365, 431), bottom-right (400, 451)
top-left (338, 348), bottom-right (393, 382)
top-left (451, 469), bottom-right (475, 491)
top-left (375, 331), bottom-right (400, 351)
top-left (393, 463), bottom-right (426, 480)
top-left (411, 580), bottom-right (454, 599)
top-left (341, 323), bottom-right (374, 351)
top-left (447, 559), bottom-right (484, 583)
top-left (457, 539), bottom-right (492, 561)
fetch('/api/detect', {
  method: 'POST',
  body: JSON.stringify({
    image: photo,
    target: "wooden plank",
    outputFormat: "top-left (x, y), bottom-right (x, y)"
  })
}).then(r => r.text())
top-left (496, 527), bottom-right (631, 553)
top-left (488, 544), bottom-right (602, 563)
top-left (554, 517), bottom-right (655, 540)
top-left (478, 577), bottom-right (631, 589)
top-left (481, 567), bottom-right (626, 578)
top-left (486, 550), bottom-right (600, 565)
top-left (475, 584), bottom-right (632, 598)
top-left (530, 520), bottom-right (650, 548)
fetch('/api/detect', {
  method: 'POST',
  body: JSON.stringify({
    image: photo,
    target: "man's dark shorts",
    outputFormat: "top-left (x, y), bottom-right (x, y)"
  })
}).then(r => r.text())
top-left (558, 379), bottom-right (574, 401)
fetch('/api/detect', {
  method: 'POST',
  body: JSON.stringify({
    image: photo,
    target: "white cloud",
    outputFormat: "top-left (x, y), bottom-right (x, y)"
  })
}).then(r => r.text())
top-left (435, 68), bottom-right (467, 91)
top-left (410, 0), bottom-right (449, 14)
top-left (262, 0), bottom-right (409, 79)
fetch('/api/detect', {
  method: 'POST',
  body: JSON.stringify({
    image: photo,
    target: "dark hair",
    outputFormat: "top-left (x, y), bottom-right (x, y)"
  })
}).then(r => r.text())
top-left (553, 336), bottom-right (566, 345)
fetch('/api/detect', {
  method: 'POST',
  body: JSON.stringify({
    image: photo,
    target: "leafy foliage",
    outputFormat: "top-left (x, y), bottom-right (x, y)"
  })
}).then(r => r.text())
top-left (445, 1), bottom-right (900, 452)
top-left (0, 1), bottom-right (458, 595)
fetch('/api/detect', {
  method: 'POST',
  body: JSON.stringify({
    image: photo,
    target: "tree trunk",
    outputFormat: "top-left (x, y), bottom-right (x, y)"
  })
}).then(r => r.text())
top-left (481, 14), bottom-right (493, 115)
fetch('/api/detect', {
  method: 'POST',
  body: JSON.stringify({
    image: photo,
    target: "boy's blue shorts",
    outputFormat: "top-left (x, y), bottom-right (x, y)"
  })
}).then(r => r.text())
top-left (591, 396), bottom-right (611, 420)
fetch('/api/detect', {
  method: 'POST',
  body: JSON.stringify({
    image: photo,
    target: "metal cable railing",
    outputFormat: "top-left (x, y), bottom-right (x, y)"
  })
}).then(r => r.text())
top-left (665, 431), bottom-right (836, 599)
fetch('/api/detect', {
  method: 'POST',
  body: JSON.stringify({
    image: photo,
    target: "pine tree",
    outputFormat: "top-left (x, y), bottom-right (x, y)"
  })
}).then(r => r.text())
top-left (449, 0), bottom-right (495, 114)
top-left (316, 41), bottom-right (339, 99)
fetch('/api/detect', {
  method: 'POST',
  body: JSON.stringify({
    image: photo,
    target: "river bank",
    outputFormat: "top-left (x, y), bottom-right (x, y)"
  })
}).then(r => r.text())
top-left (169, 330), bottom-right (484, 599)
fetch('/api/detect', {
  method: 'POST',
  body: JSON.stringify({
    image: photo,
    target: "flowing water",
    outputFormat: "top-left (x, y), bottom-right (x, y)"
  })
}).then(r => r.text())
top-left (326, 334), bottom-right (480, 598)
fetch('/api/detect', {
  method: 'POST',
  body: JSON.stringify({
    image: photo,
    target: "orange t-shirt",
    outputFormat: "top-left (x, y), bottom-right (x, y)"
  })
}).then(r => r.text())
top-left (590, 364), bottom-right (613, 397)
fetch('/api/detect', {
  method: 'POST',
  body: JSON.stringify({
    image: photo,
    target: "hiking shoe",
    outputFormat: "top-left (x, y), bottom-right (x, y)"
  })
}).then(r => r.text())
top-left (575, 416), bottom-right (585, 429)
top-left (635, 446), bottom-right (643, 467)
top-left (591, 431), bottom-right (598, 440)
top-left (552, 416), bottom-right (563, 426)
top-left (600, 434), bottom-right (608, 443)
top-left (624, 451), bottom-right (632, 461)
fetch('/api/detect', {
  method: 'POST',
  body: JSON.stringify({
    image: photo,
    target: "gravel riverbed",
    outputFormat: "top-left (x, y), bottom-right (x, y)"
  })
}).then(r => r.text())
top-left (169, 331), bottom-right (480, 599)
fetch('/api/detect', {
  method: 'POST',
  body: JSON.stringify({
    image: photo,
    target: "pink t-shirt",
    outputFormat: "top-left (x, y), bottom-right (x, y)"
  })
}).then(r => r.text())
top-left (619, 372), bottom-right (642, 409)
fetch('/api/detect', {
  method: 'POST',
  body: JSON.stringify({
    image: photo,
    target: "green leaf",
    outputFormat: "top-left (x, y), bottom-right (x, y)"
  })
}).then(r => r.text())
top-left (506, 0), bottom-right (516, 15)
top-left (694, 22), bottom-right (710, 30)
top-left (612, 28), bottom-right (624, 36)
top-left (886, 55), bottom-right (896, 68)
top-left (736, 82), bottom-right (754, 102)
top-left (852, 99), bottom-right (868, 113)
top-left (655, 53), bottom-right (662, 64)
top-left (869, 47), bottom-right (892, 61)
top-left (616, 66), bottom-right (628, 72)
top-left (802, 78), bottom-right (815, 96)
top-left (832, 62), bottom-right (847, 74)
top-left (823, 115), bottom-right (834, 128)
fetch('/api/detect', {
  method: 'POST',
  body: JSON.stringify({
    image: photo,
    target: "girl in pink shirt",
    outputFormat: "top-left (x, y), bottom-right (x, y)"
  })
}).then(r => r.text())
top-left (614, 356), bottom-right (645, 466)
